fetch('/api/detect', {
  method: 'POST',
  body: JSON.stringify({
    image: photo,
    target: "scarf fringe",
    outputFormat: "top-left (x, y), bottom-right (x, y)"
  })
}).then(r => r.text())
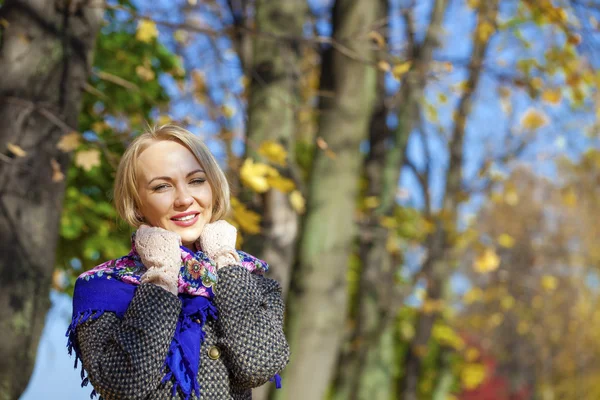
top-left (66, 309), bottom-right (107, 399)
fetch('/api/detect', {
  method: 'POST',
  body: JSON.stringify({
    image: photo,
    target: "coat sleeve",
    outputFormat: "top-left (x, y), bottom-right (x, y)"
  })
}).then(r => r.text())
top-left (75, 283), bottom-right (181, 400)
top-left (213, 266), bottom-right (290, 389)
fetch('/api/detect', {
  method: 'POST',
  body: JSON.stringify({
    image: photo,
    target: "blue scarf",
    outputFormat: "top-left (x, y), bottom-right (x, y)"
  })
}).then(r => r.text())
top-left (66, 237), bottom-right (278, 399)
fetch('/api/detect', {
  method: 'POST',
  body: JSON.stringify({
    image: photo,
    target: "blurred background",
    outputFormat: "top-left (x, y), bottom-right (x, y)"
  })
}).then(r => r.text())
top-left (1, 0), bottom-right (599, 399)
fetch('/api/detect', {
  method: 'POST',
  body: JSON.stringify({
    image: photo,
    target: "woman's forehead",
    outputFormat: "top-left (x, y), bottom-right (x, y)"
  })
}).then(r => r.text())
top-left (136, 140), bottom-right (204, 180)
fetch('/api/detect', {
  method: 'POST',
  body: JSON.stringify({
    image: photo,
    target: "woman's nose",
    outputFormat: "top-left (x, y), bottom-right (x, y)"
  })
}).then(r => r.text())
top-left (174, 186), bottom-right (194, 208)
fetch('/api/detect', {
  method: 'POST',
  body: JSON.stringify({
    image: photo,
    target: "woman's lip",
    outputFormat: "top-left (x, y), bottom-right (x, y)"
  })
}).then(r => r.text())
top-left (171, 213), bottom-right (199, 227)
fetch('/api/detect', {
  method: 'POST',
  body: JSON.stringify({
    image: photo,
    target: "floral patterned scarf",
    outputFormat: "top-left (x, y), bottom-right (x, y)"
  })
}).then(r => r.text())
top-left (66, 233), bottom-right (269, 399)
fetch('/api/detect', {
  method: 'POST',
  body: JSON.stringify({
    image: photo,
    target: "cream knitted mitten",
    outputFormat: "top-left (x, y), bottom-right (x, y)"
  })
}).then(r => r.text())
top-left (197, 220), bottom-right (241, 269)
top-left (136, 225), bottom-right (182, 295)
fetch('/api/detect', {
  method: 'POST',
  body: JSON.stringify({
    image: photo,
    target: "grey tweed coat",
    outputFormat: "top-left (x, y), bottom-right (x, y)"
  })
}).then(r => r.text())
top-left (75, 266), bottom-right (290, 399)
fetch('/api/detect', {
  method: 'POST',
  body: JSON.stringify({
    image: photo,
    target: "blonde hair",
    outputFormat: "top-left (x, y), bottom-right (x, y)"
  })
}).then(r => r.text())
top-left (114, 124), bottom-right (230, 227)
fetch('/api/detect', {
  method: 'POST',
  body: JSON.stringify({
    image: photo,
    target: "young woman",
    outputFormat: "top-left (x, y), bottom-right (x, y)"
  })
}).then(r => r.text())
top-left (67, 124), bottom-right (289, 399)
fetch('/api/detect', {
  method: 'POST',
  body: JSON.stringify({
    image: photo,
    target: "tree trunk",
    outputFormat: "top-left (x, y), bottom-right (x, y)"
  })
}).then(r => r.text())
top-left (0, 1), bottom-right (103, 398)
top-left (244, 3), bottom-right (306, 397)
top-left (274, 1), bottom-right (379, 398)
top-left (398, 2), bottom-right (498, 399)
top-left (333, 1), bottom-right (449, 398)
top-left (245, 0), bottom-right (306, 300)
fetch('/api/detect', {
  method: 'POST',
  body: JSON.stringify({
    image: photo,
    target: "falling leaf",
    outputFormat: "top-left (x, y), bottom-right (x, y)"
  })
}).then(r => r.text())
top-left (392, 61), bottom-right (412, 80)
top-left (520, 108), bottom-right (549, 130)
top-left (0, 18), bottom-right (10, 28)
top-left (467, 0), bottom-right (480, 8)
top-left (75, 149), bottom-right (101, 171)
top-left (7, 143), bottom-right (26, 157)
top-left (541, 88), bottom-right (562, 104)
top-left (57, 131), bottom-right (81, 152)
top-left (239, 158), bottom-right (278, 193)
top-left (258, 140), bottom-right (287, 166)
top-left (368, 30), bottom-right (386, 48)
top-left (497, 233), bottom-right (515, 248)
top-left (231, 197), bottom-right (261, 234)
top-left (289, 190), bottom-right (305, 214)
top-left (473, 248), bottom-right (500, 273)
top-left (50, 158), bottom-right (64, 182)
top-left (541, 275), bottom-right (558, 292)
top-left (136, 20), bottom-right (158, 43)
top-left (267, 175), bottom-right (295, 193)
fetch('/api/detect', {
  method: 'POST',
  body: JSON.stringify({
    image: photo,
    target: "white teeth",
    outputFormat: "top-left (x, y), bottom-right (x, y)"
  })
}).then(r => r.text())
top-left (174, 214), bottom-right (196, 221)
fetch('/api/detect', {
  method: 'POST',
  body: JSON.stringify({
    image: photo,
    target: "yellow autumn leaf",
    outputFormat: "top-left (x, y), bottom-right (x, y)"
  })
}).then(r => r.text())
top-left (377, 60), bottom-right (391, 72)
top-left (476, 21), bottom-right (495, 42)
top-left (289, 190), bottom-right (306, 214)
top-left (467, 0), bottom-right (480, 8)
top-left (258, 140), bottom-right (287, 166)
top-left (497, 233), bottom-right (515, 248)
top-left (463, 287), bottom-right (483, 304)
top-left (231, 197), bottom-right (261, 234)
top-left (379, 216), bottom-right (397, 229)
top-left (136, 65), bottom-right (155, 81)
top-left (562, 188), bottom-right (577, 207)
top-left (542, 88), bottom-right (562, 104)
top-left (57, 131), bottom-right (81, 152)
top-left (221, 104), bottom-right (236, 119)
top-left (399, 320), bottom-right (415, 340)
top-left (521, 108), bottom-right (549, 130)
top-left (473, 248), bottom-right (500, 273)
top-left (75, 149), bottom-right (101, 171)
top-left (7, 143), bottom-right (26, 157)
top-left (157, 115), bottom-right (172, 126)
top-left (461, 363), bottom-right (486, 390)
top-left (50, 158), bottom-right (64, 182)
top-left (517, 321), bottom-right (530, 335)
top-left (504, 188), bottom-right (519, 205)
top-left (239, 158), bottom-right (278, 193)
top-left (433, 324), bottom-right (464, 350)
top-left (364, 196), bottom-right (380, 209)
top-left (465, 347), bottom-right (480, 362)
top-left (136, 20), bottom-right (158, 43)
top-left (541, 275), bottom-right (558, 292)
top-left (267, 175), bottom-right (295, 193)
top-left (368, 30), bottom-right (386, 48)
top-left (174, 30), bottom-right (188, 43)
top-left (500, 295), bottom-right (515, 310)
top-left (392, 61), bottom-right (412, 80)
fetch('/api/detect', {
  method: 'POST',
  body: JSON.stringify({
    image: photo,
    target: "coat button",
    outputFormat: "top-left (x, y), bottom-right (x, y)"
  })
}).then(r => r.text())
top-left (208, 346), bottom-right (221, 360)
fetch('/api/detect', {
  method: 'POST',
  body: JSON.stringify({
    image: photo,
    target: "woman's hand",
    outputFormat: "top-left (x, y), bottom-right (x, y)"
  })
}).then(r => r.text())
top-left (197, 220), bottom-right (241, 269)
top-left (135, 224), bottom-right (182, 295)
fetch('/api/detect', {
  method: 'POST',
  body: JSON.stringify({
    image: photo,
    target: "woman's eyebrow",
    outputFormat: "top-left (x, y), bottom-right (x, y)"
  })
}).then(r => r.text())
top-left (148, 169), bottom-right (205, 185)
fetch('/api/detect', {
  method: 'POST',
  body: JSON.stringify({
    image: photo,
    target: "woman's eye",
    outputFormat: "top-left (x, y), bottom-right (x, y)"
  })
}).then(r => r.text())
top-left (152, 184), bottom-right (169, 191)
top-left (190, 178), bottom-right (206, 185)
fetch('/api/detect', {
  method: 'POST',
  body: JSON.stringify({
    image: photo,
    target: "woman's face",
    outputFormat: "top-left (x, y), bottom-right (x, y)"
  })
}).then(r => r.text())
top-left (136, 140), bottom-right (213, 248)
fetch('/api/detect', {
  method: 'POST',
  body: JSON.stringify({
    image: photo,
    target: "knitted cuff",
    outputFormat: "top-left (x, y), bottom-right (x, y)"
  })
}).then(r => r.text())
top-left (213, 247), bottom-right (242, 269)
top-left (141, 267), bottom-right (178, 296)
